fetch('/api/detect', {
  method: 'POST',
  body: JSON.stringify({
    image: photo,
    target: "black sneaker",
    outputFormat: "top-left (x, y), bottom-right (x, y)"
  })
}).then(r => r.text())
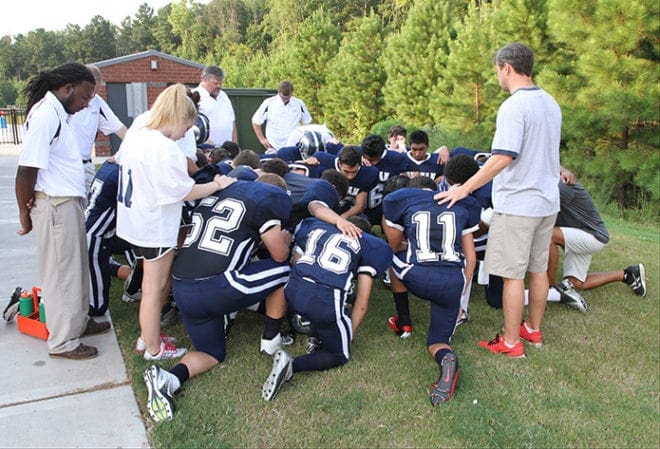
top-left (430, 352), bottom-right (459, 406)
top-left (624, 264), bottom-right (647, 297)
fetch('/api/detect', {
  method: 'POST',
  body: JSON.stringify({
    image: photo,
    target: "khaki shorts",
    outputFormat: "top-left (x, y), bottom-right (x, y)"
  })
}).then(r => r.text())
top-left (484, 213), bottom-right (557, 279)
top-left (560, 227), bottom-right (607, 282)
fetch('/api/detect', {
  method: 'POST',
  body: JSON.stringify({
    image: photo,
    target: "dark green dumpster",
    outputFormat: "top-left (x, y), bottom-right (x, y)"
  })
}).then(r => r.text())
top-left (224, 88), bottom-right (276, 154)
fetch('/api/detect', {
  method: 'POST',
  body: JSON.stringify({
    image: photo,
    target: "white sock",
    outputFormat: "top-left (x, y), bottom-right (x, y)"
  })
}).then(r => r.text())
top-left (523, 287), bottom-right (561, 305)
top-left (523, 321), bottom-right (538, 333)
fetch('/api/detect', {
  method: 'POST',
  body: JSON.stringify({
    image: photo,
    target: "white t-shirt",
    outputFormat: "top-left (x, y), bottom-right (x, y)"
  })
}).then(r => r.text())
top-left (252, 95), bottom-right (312, 149)
top-left (115, 128), bottom-right (193, 247)
top-left (129, 111), bottom-right (197, 160)
top-left (18, 91), bottom-right (85, 198)
top-left (194, 86), bottom-right (235, 145)
top-left (70, 94), bottom-right (125, 160)
top-left (490, 87), bottom-right (561, 217)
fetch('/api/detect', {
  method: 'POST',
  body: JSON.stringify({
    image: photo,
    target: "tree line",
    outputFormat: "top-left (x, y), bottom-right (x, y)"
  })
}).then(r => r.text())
top-left (0, 0), bottom-right (657, 214)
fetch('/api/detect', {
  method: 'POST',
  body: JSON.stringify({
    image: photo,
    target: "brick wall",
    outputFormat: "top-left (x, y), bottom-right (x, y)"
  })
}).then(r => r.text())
top-left (94, 55), bottom-right (202, 156)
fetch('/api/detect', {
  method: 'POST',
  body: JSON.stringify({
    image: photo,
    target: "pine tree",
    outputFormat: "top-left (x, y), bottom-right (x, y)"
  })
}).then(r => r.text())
top-left (543, 0), bottom-right (660, 208)
top-left (281, 8), bottom-right (342, 122)
top-left (381, 0), bottom-right (466, 126)
top-left (429, 1), bottom-right (501, 134)
top-left (319, 12), bottom-right (387, 140)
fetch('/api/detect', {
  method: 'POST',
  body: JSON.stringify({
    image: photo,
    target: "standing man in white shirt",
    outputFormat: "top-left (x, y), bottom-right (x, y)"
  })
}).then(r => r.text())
top-left (436, 43), bottom-right (561, 359)
top-left (15, 62), bottom-right (110, 361)
top-left (252, 80), bottom-right (312, 151)
top-left (70, 64), bottom-right (127, 193)
top-left (193, 65), bottom-right (237, 147)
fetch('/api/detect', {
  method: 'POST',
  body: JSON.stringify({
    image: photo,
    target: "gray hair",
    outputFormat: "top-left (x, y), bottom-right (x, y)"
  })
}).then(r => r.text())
top-left (201, 65), bottom-right (225, 81)
top-left (494, 43), bottom-right (534, 77)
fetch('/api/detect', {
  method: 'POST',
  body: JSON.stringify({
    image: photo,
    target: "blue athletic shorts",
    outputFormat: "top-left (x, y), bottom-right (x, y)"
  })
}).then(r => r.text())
top-left (173, 258), bottom-right (289, 361)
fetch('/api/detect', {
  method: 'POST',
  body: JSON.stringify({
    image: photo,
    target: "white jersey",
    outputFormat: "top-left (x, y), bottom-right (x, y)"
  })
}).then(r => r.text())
top-left (129, 111), bottom-right (197, 160)
top-left (115, 128), bottom-right (193, 247)
top-left (18, 91), bottom-right (85, 198)
top-left (70, 94), bottom-right (125, 160)
top-left (194, 86), bottom-right (235, 145)
top-left (251, 95), bottom-right (312, 149)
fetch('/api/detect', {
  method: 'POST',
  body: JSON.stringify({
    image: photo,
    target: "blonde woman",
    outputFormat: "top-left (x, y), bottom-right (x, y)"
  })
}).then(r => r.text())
top-left (116, 83), bottom-right (235, 360)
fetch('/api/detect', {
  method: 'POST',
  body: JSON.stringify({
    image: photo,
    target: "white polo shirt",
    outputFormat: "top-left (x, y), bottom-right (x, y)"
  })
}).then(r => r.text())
top-left (194, 86), bottom-right (235, 145)
top-left (18, 91), bottom-right (85, 198)
top-left (115, 128), bottom-right (193, 248)
top-left (70, 94), bottom-right (124, 160)
top-left (252, 95), bottom-right (312, 149)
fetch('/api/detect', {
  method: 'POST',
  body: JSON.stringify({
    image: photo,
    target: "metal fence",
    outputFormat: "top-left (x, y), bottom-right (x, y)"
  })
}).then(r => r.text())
top-left (0, 108), bottom-right (26, 145)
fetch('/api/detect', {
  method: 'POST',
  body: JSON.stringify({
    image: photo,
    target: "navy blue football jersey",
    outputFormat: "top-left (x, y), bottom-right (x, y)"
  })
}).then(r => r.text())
top-left (291, 218), bottom-right (393, 291)
top-left (259, 146), bottom-right (302, 163)
top-left (325, 142), bottom-right (344, 155)
top-left (383, 188), bottom-right (480, 268)
top-left (404, 152), bottom-right (443, 180)
top-left (215, 160), bottom-right (234, 175)
top-left (227, 165), bottom-right (259, 181)
top-left (366, 149), bottom-right (407, 210)
top-left (86, 161), bottom-right (119, 236)
top-left (173, 181), bottom-right (292, 279)
top-left (284, 172), bottom-right (339, 229)
top-left (290, 151), bottom-right (337, 178)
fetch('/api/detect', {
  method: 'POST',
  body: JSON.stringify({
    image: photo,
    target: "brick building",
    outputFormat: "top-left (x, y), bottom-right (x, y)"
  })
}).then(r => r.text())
top-left (94, 50), bottom-right (205, 156)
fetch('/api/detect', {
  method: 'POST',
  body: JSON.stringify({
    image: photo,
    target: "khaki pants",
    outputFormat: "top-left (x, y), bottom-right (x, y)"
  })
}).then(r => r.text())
top-left (32, 193), bottom-right (90, 353)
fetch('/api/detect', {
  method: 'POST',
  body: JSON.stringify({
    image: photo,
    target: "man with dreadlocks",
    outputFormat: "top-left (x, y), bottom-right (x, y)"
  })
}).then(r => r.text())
top-left (15, 62), bottom-right (110, 360)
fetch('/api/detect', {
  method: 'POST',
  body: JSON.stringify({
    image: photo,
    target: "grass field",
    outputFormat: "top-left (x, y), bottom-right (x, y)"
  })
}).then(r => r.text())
top-left (109, 213), bottom-right (658, 448)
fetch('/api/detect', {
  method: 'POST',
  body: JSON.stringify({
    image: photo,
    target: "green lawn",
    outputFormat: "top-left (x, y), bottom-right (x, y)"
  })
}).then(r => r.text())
top-left (110, 214), bottom-right (658, 448)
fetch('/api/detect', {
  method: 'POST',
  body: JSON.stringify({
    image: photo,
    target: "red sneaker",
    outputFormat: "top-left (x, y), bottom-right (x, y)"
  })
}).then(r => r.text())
top-left (388, 316), bottom-right (412, 339)
top-left (519, 321), bottom-right (543, 347)
top-left (478, 334), bottom-right (526, 358)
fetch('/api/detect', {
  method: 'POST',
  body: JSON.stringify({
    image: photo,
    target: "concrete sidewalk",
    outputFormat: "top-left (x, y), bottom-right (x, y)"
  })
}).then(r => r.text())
top-left (0, 151), bottom-right (149, 448)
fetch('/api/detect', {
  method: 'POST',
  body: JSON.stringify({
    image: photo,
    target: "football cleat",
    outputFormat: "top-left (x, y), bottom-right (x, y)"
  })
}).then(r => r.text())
top-left (305, 336), bottom-right (322, 354)
top-left (260, 333), bottom-right (283, 356)
top-left (122, 264), bottom-right (143, 302)
top-left (160, 301), bottom-right (180, 327)
top-left (388, 316), bottom-right (412, 339)
top-left (143, 365), bottom-right (180, 423)
top-left (261, 349), bottom-right (293, 401)
top-left (382, 270), bottom-right (391, 288)
top-left (2, 287), bottom-right (22, 322)
top-left (430, 352), bottom-right (459, 405)
top-left (556, 279), bottom-right (589, 312)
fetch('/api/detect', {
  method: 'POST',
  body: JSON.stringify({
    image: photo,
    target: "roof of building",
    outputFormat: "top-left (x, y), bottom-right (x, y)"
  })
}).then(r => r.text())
top-left (94, 50), bottom-right (205, 69)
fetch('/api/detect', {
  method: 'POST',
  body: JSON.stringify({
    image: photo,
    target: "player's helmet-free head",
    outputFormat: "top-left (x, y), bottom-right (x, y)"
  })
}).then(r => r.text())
top-left (192, 112), bottom-right (210, 146)
top-left (297, 130), bottom-right (325, 159)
